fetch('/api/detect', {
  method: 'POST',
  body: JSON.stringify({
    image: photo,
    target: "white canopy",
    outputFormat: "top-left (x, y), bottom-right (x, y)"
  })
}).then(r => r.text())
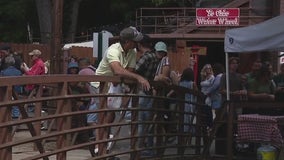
top-left (224, 14), bottom-right (284, 53)
top-left (63, 41), bottom-right (93, 50)
top-left (224, 14), bottom-right (284, 100)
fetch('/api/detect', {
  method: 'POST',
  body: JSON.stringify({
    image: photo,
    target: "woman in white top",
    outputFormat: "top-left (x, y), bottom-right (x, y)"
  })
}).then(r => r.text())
top-left (200, 64), bottom-right (215, 106)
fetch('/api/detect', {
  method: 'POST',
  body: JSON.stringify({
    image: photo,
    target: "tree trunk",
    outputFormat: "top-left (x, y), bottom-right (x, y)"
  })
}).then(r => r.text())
top-left (65, 0), bottom-right (83, 43)
top-left (35, 0), bottom-right (52, 44)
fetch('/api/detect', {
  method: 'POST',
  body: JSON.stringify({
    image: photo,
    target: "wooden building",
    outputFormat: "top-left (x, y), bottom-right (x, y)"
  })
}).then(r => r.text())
top-left (137, 0), bottom-right (284, 80)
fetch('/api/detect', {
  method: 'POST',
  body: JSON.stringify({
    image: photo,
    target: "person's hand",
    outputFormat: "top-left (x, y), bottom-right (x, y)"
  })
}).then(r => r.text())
top-left (21, 63), bottom-right (28, 71)
top-left (170, 71), bottom-right (181, 85)
top-left (154, 75), bottom-right (171, 85)
top-left (137, 76), bottom-right (150, 91)
top-left (238, 89), bottom-right (247, 95)
top-left (266, 94), bottom-right (275, 101)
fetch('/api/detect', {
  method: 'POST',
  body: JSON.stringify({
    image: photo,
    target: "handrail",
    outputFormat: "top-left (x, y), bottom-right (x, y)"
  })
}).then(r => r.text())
top-left (0, 75), bottom-right (208, 160)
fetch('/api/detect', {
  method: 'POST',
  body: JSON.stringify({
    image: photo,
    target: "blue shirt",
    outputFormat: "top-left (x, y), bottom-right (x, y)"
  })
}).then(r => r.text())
top-left (0, 66), bottom-right (23, 93)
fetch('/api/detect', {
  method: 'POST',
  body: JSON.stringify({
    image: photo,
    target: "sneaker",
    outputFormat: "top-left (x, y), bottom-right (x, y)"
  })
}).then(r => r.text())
top-left (94, 134), bottom-right (114, 153)
top-left (107, 134), bottom-right (114, 150)
top-left (94, 148), bottom-right (98, 154)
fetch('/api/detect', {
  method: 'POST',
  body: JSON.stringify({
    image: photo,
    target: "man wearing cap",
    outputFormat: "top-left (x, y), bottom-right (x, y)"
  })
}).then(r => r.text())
top-left (94, 26), bottom-right (150, 120)
top-left (154, 41), bottom-right (171, 84)
top-left (134, 35), bottom-right (160, 154)
top-left (96, 26), bottom-right (150, 91)
top-left (90, 27), bottom-right (150, 156)
top-left (21, 49), bottom-right (45, 91)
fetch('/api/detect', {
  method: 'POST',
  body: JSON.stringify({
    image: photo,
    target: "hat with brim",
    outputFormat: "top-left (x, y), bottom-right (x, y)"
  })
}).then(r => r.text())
top-left (120, 27), bottom-right (143, 42)
top-left (68, 62), bottom-right (79, 69)
top-left (29, 49), bottom-right (41, 56)
top-left (155, 41), bottom-right (168, 53)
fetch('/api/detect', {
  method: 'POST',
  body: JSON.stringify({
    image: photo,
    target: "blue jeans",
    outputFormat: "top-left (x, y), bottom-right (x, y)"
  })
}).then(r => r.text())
top-left (87, 102), bottom-right (98, 124)
top-left (86, 85), bottom-right (100, 124)
top-left (138, 91), bottom-right (154, 147)
top-left (12, 106), bottom-right (20, 118)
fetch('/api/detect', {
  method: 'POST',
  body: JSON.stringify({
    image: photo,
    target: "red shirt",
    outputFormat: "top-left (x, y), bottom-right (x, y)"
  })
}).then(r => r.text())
top-left (25, 58), bottom-right (45, 76)
top-left (25, 58), bottom-right (45, 91)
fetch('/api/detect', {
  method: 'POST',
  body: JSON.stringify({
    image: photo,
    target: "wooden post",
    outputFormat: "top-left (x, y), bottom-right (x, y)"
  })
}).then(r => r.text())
top-left (50, 0), bottom-right (63, 74)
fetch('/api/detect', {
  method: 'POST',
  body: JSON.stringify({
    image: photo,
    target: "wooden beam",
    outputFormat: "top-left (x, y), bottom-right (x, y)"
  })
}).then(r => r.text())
top-left (148, 33), bottom-right (224, 39)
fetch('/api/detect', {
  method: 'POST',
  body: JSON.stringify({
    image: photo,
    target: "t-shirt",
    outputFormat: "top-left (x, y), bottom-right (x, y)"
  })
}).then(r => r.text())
top-left (96, 42), bottom-right (137, 76)
top-left (155, 56), bottom-right (170, 76)
top-left (78, 65), bottom-right (96, 76)
top-left (0, 66), bottom-right (23, 93)
top-left (24, 58), bottom-right (45, 91)
top-left (247, 79), bottom-right (274, 94)
top-left (135, 51), bottom-right (159, 81)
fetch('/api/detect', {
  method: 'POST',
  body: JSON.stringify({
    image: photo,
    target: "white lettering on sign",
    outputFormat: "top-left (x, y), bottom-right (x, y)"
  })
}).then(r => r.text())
top-left (216, 9), bottom-right (230, 17)
top-left (281, 57), bottom-right (284, 64)
top-left (218, 17), bottom-right (238, 25)
top-left (280, 52), bottom-right (284, 64)
top-left (206, 9), bottom-right (214, 17)
top-left (196, 18), bottom-right (217, 25)
top-left (196, 8), bottom-right (239, 26)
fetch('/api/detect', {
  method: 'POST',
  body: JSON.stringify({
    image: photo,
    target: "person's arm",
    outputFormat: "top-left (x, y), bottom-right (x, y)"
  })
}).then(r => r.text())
top-left (154, 65), bottom-right (171, 84)
top-left (247, 91), bottom-right (275, 101)
top-left (219, 74), bottom-right (227, 95)
top-left (23, 61), bottom-right (44, 75)
top-left (135, 54), bottom-right (147, 74)
top-left (110, 61), bottom-right (150, 91)
top-left (154, 56), bottom-right (171, 84)
top-left (126, 67), bottom-right (135, 72)
top-left (247, 81), bottom-right (275, 101)
top-left (192, 82), bottom-right (199, 91)
top-left (206, 74), bottom-right (222, 95)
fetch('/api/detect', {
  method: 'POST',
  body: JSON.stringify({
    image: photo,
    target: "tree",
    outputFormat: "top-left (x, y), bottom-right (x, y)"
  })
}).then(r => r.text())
top-left (65, 0), bottom-right (83, 43)
top-left (0, 0), bottom-right (37, 43)
top-left (1, 0), bottom-right (189, 43)
top-left (35, 0), bottom-right (52, 44)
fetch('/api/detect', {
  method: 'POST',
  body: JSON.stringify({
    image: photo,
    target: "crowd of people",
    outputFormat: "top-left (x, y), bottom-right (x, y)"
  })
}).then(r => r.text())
top-left (0, 46), bottom-right (47, 118)
top-left (61, 27), bottom-right (173, 158)
top-left (2, 26), bottom-right (284, 159)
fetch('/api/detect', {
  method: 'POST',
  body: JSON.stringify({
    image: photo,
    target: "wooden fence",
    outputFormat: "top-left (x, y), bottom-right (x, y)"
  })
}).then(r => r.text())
top-left (0, 74), bottom-right (210, 160)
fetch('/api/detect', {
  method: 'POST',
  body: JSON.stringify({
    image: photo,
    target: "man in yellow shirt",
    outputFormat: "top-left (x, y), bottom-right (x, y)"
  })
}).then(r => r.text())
top-left (90, 27), bottom-right (150, 157)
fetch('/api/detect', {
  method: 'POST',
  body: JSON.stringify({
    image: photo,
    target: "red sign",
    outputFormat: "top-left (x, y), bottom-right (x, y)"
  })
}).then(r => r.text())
top-left (196, 8), bottom-right (240, 26)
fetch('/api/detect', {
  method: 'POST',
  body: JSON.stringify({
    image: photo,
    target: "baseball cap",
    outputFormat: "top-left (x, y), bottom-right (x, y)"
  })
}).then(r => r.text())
top-left (28, 49), bottom-right (42, 56)
top-left (68, 61), bottom-right (79, 69)
top-left (155, 41), bottom-right (168, 53)
top-left (120, 26), bottom-right (143, 42)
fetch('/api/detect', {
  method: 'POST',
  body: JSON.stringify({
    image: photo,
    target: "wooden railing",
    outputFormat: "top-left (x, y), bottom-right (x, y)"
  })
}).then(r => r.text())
top-left (0, 75), bottom-right (209, 160)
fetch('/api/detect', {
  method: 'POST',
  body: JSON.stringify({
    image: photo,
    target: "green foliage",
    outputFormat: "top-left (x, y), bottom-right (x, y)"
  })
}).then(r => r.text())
top-left (151, 0), bottom-right (194, 7)
top-left (0, 0), bottom-right (37, 43)
top-left (151, 0), bottom-right (172, 6)
top-left (0, 0), bottom-right (193, 43)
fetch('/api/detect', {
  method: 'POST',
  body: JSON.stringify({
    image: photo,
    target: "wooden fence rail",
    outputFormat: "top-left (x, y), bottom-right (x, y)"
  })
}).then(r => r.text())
top-left (0, 75), bottom-right (210, 160)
